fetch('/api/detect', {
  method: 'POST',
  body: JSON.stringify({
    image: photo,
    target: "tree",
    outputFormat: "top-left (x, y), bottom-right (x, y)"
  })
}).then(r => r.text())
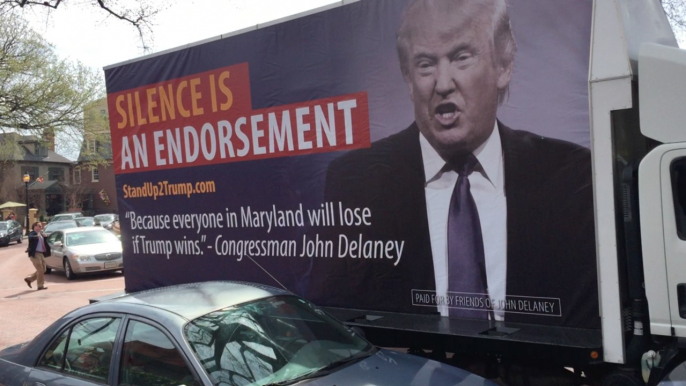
top-left (64, 183), bottom-right (92, 211)
top-left (663, 0), bottom-right (686, 46)
top-left (0, 13), bottom-right (104, 157)
top-left (0, 0), bottom-right (160, 51)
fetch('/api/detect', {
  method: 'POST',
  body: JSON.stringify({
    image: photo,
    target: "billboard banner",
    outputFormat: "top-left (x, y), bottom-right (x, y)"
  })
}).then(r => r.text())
top-left (106, 0), bottom-right (599, 329)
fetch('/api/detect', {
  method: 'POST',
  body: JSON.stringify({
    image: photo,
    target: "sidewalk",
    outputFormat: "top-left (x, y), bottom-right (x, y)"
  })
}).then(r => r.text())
top-left (0, 274), bottom-right (124, 349)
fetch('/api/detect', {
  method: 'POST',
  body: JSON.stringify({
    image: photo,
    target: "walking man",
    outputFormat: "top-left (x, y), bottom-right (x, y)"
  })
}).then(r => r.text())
top-left (25, 222), bottom-right (50, 290)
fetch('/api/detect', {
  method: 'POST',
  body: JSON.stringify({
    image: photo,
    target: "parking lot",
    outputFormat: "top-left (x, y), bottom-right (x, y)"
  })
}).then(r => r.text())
top-left (0, 239), bottom-right (124, 350)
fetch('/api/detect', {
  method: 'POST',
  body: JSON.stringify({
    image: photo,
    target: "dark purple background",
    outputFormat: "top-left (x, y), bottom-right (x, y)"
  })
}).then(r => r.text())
top-left (106, 0), bottom-right (593, 299)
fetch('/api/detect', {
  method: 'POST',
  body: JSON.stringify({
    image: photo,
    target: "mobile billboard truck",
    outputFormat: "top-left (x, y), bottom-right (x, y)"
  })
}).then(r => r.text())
top-left (102, 0), bottom-right (686, 384)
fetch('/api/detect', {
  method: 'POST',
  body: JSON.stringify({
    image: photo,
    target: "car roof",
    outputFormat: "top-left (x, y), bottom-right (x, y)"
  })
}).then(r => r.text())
top-left (46, 220), bottom-right (78, 225)
top-left (62, 226), bottom-right (110, 233)
top-left (104, 281), bottom-right (291, 321)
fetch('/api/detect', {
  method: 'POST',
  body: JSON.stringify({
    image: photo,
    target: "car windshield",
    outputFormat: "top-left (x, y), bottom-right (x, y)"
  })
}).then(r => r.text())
top-left (76, 218), bottom-right (94, 226)
top-left (66, 230), bottom-right (119, 246)
top-left (0, 223), bottom-right (7, 230)
top-left (45, 221), bottom-right (77, 232)
top-left (184, 295), bottom-right (373, 386)
top-left (95, 215), bottom-right (114, 222)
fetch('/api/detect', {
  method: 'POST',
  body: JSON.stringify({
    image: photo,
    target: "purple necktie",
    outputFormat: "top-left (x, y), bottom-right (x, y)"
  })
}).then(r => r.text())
top-left (447, 154), bottom-right (489, 319)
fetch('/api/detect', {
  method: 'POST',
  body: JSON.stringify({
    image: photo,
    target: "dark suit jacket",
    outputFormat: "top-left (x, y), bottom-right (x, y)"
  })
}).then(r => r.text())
top-left (311, 122), bottom-right (599, 329)
top-left (28, 231), bottom-right (51, 258)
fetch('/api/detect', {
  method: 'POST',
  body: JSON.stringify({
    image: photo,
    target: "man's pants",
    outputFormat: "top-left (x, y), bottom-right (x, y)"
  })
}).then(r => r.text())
top-left (26, 253), bottom-right (46, 289)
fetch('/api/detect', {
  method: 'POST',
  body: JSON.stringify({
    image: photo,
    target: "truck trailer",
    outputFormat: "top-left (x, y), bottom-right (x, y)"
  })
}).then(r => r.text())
top-left (102, 0), bottom-right (686, 384)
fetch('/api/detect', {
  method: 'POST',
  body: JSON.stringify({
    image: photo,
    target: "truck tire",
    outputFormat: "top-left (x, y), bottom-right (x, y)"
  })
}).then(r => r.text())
top-left (601, 371), bottom-right (643, 386)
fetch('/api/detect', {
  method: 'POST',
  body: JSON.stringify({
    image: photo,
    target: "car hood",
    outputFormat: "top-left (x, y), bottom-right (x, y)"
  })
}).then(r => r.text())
top-left (67, 243), bottom-right (122, 255)
top-left (0, 341), bottom-right (28, 360)
top-left (305, 349), bottom-right (494, 386)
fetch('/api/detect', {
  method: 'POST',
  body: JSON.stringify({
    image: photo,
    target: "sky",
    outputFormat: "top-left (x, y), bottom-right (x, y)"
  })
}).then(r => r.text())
top-left (16, 0), bottom-right (340, 159)
top-left (21, 0), bottom-right (341, 71)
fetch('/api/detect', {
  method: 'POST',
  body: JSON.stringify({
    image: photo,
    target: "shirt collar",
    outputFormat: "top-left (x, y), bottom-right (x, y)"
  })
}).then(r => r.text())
top-left (419, 120), bottom-right (503, 189)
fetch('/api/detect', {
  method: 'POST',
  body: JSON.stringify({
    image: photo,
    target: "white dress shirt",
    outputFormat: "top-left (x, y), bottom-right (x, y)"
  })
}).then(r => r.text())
top-left (420, 122), bottom-right (507, 320)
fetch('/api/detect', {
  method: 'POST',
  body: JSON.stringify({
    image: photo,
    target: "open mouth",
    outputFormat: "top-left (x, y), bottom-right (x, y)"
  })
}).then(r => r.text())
top-left (434, 103), bottom-right (460, 127)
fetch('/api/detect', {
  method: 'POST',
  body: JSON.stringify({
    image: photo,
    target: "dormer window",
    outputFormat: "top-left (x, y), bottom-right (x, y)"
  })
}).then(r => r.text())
top-left (36, 144), bottom-right (48, 157)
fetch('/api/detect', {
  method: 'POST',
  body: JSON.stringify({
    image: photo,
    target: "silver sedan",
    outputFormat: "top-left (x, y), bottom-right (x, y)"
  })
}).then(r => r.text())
top-left (0, 281), bottom-right (495, 386)
top-left (45, 227), bottom-right (123, 280)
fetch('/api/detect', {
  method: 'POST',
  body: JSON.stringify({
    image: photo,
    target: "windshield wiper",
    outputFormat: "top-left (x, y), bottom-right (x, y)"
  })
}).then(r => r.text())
top-left (264, 348), bottom-right (377, 386)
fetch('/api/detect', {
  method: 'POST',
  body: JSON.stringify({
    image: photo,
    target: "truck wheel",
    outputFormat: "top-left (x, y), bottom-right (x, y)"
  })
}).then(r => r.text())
top-left (64, 258), bottom-right (76, 280)
top-left (601, 371), bottom-right (643, 386)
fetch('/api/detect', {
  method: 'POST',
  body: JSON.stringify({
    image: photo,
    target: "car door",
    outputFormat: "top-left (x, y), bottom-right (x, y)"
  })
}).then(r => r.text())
top-left (46, 232), bottom-right (64, 268)
top-left (11, 221), bottom-right (20, 241)
top-left (27, 315), bottom-right (123, 386)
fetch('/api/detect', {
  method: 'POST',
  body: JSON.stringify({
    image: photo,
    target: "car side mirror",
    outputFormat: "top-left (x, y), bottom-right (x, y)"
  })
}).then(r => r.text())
top-left (52, 241), bottom-right (62, 248)
top-left (351, 326), bottom-right (366, 338)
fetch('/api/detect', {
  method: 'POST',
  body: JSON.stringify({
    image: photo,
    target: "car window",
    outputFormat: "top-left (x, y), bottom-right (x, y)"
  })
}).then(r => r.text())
top-left (13, 221), bottom-right (20, 228)
top-left (0, 223), bottom-right (7, 230)
top-left (38, 317), bottom-right (121, 383)
top-left (77, 218), bottom-right (95, 226)
top-left (48, 232), bottom-right (64, 244)
top-left (46, 221), bottom-right (77, 232)
top-left (185, 296), bottom-right (372, 386)
top-left (119, 320), bottom-right (197, 386)
top-left (38, 329), bottom-right (70, 371)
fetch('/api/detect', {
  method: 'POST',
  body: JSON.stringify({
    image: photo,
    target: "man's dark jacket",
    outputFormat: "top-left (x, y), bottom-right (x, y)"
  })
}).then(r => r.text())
top-left (28, 231), bottom-right (51, 258)
top-left (310, 122), bottom-right (599, 329)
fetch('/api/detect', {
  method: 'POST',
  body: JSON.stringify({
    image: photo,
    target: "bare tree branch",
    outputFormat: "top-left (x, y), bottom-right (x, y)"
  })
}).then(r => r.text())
top-left (663, 0), bottom-right (686, 44)
top-left (0, 0), bottom-right (161, 52)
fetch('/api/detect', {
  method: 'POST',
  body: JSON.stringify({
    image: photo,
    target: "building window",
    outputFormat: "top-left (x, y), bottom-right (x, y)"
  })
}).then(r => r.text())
top-left (87, 139), bottom-right (99, 153)
top-left (73, 167), bottom-right (81, 184)
top-left (36, 144), bottom-right (48, 157)
top-left (92, 167), bottom-right (99, 182)
top-left (48, 167), bottom-right (64, 182)
top-left (21, 166), bottom-right (39, 180)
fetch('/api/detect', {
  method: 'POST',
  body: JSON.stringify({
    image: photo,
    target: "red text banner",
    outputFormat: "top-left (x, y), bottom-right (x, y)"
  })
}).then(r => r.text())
top-left (107, 63), bottom-right (370, 174)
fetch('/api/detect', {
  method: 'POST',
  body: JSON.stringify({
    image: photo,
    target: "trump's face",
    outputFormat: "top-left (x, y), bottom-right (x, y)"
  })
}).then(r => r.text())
top-left (402, 1), bottom-right (512, 159)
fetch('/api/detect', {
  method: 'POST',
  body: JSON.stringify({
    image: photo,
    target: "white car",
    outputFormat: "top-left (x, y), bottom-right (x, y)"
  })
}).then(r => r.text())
top-left (49, 213), bottom-right (83, 222)
top-left (45, 227), bottom-right (123, 280)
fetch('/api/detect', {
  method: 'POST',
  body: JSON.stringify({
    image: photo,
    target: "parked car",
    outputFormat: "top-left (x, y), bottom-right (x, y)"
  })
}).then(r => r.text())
top-left (93, 213), bottom-right (118, 229)
top-left (42, 220), bottom-right (80, 237)
top-left (0, 281), bottom-right (495, 386)
top-left (45, 227), bottom-right (123, 280)
top-left (74, 217), bottom-right (96, 227)
top-left (49, 213), bottom-right (83, 223)
top-left (0, 220), bottom-right (22, 246)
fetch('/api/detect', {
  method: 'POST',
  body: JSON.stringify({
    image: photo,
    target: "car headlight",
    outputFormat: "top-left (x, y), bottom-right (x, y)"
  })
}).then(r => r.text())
top-left (72, 255), bottom-right (93, 262)
top-left (0, 232), bottom-right (6, 237)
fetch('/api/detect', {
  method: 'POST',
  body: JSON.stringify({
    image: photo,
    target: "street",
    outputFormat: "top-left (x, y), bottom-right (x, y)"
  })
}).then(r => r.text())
top-left (0, 239), bottom-right (124, 350)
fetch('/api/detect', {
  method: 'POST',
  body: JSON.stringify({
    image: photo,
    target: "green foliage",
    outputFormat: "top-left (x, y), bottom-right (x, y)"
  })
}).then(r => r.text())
top-left (0, 13), bottom-right (104, 158)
